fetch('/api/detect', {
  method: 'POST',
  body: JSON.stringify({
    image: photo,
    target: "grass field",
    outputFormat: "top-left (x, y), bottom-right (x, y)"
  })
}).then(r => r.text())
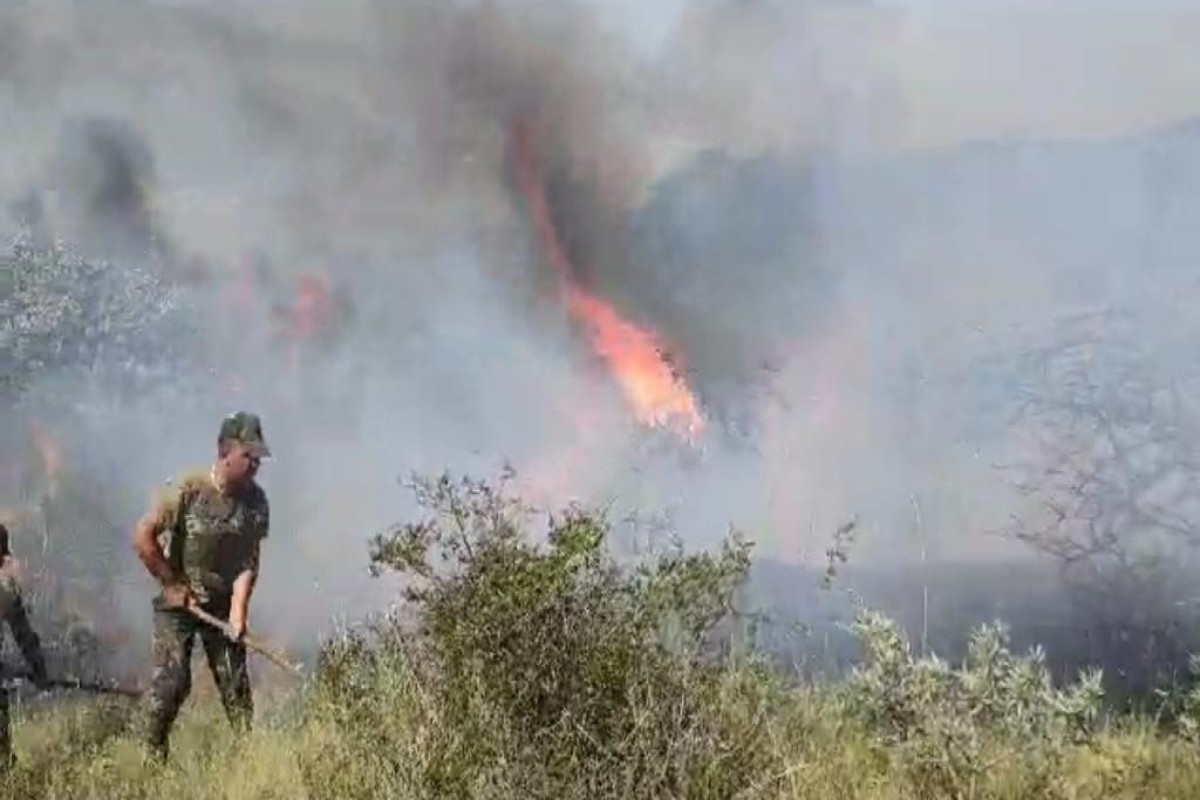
top-left (6, 474), bottom-right (1200, 799)
top-left (4, 678), bottom-right (1200, 800)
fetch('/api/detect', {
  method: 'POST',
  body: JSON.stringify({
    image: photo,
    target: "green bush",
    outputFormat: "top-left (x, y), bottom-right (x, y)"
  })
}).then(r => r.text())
top-left (307, 471), bottom-right (782, 799)
top-left (841, 607), bottom-right (1105, 796)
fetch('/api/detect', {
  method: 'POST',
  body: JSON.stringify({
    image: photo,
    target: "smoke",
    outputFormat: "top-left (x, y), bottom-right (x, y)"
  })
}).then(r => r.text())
top-left (2, 0), bottom-right (1200, 685)
top-left (44, 116), bottom-right (166, 259)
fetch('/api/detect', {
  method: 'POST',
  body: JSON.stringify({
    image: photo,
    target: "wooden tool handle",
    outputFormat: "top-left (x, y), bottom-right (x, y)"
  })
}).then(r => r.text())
top-left (185, 604), bottom-right (304, 677)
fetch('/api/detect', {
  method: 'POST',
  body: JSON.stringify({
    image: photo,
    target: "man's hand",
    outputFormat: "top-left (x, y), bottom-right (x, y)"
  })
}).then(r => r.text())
top-left (227, 609), bottom-right (246, 642)
top-left (229, 559), bottom-right (257, 644)
top-left (161, 582), bottom-right (193, 610)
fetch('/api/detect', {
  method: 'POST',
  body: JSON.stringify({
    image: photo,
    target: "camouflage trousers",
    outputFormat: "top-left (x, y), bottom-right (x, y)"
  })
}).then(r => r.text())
top-left (140, 602), bottom-right (253, 758)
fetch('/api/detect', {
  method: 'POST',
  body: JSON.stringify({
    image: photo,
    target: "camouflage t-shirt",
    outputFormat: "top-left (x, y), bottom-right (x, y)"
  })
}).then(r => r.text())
top-left (156, 471), bottom-right (269, 607)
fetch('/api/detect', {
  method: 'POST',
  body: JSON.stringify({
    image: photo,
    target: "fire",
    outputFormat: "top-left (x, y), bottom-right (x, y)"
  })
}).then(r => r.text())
top-left (509, 119), bottom-right (705, 442)
top-left (288, 274), bottom-right (337, 341)
top-left (30, 421), bottom-right (65, 494)
top-left (564, 286), bottom-right (704, 437)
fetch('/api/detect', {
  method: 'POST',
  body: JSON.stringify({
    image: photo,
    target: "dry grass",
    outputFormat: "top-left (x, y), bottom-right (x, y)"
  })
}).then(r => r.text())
top-left (6, 474), bottom-right (1200, 799)
top-left (2, 686), bottom-right (1200, 800)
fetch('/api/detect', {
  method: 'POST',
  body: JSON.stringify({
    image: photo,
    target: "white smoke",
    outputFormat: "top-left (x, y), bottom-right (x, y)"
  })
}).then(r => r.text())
top-left (1, 0), bottom-right (1199, 677)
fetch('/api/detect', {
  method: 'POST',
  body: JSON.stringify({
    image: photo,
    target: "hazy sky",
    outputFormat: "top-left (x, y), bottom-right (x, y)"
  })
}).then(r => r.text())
top-left (593, 0), bottom-right (1200, 152)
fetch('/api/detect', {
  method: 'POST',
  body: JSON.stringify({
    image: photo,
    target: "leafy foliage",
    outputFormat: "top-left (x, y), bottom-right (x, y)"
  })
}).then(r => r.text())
top-left (843, 606), bottom-right (1104, 795)
top-left (312, 471), bottom-right (774, 798)
top-left (0, 234), bottom-right (192, 403)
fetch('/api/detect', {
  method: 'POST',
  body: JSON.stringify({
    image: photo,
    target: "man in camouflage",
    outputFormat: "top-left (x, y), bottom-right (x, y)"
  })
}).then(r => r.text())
top-left (132, 412), bottom-right (271, 759)
top-left (0, 523), bottom-right (48, 769)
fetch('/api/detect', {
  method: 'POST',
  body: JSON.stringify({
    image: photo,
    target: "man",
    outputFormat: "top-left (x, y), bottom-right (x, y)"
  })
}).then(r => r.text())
top-left (0, 523), bottom-right (48, 769)
top-left (132, 412), bottom-right (271, 759)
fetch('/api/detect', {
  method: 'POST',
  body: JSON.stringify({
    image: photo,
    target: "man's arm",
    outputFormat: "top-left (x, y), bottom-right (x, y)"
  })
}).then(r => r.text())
top-left (131, 502), bottom-right (191, 607)
top-left (6, 593), bottom-right (46, 685)
top-left (228, 541), bottom-right (260, 639)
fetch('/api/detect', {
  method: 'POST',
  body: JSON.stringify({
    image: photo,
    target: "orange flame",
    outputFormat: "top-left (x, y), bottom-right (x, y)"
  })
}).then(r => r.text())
top-left (510, 119), bottom-right (705, 442)
top-left (290, 274), bottom-right (336, 341)
top-left (564, 286), bottom-right (704, 437)
top-left (30, 421), bottom-right (64, 493)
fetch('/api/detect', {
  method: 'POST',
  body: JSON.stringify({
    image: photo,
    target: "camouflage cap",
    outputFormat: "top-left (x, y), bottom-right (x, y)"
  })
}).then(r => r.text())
top-left (218, 411), bottom-right (271, 458)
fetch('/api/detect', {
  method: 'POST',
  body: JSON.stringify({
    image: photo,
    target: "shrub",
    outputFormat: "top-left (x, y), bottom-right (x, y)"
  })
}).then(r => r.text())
top-left (841, 606), bottom-right (1105, 796)
top-left (0, 234), bottom-right (191, 403)
top-left (306, 471), bottom-right (783, 799)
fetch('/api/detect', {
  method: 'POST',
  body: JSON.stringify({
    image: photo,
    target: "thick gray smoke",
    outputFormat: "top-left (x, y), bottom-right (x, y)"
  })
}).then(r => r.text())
top-left (2, 0), bottom-right (1200, 690)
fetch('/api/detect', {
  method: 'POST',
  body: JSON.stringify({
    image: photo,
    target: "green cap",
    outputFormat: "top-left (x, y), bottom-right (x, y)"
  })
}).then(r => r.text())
top-left (218, 412), bottom-right (271, 458)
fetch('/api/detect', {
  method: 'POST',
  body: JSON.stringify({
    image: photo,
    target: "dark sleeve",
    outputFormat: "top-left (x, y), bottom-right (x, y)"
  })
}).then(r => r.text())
top-left (7, 595), bottom-right (46, 681)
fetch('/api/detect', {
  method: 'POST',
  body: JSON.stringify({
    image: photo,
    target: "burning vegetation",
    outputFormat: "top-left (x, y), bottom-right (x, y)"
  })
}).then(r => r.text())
top-left (4, 1), bottom-right (1200, 797)
top-left (509, 118), bottom-right (706, 444)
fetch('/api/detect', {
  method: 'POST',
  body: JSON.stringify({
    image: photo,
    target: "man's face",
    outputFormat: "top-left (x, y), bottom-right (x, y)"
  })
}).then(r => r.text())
top-left (221, 441), bottom-right (262, 484)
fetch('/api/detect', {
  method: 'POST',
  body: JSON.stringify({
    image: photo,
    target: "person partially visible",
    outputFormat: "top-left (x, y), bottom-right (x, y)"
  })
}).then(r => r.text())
top-left (0, 523), bottom-right (48, 770)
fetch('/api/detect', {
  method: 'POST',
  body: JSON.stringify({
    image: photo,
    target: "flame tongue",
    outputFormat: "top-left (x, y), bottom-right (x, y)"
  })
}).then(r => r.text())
top-left (510, 120), bottom-right (705, 443)
top-left (30, 421), bottom-right (65, 493)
